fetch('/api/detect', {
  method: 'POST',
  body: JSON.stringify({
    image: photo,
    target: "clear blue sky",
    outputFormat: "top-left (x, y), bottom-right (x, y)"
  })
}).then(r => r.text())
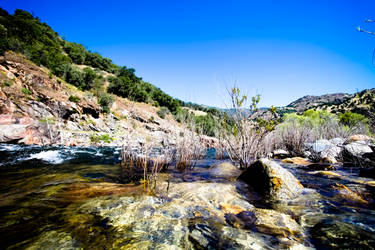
top-left (2, 0), bottom-right (375, 107)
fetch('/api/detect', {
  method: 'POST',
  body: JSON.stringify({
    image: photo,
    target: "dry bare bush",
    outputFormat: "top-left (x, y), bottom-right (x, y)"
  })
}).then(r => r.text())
top-left (120, 144), bottom-right (173, 192)
top-left (174, 128), bottom-right (206, 171)
top-left (219, 87), bottom-right (277, 169)
top-left (270, 119), bottom-right (313, 156)
top-left (214, 144), bottom-right (227, 159)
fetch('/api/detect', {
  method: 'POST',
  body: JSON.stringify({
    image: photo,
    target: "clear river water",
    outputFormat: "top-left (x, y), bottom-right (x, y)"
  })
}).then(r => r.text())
top-left (0, 144), bottom-right (375, 249)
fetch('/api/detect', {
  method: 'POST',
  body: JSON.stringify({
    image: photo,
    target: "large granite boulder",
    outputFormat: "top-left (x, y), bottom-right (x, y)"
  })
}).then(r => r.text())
top-left (342, 141), bottom-right (375, 167)
top-left (238, 158), bottom-right (304, 201)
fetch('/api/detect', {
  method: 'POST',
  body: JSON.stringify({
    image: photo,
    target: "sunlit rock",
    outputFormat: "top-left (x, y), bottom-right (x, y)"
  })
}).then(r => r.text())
top-left (282, 157), bottom-right (311, 166)
top-left (238, 158), bottom-right (304, 201)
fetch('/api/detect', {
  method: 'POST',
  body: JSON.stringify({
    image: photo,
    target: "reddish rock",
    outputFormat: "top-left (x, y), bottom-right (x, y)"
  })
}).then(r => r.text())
top-left (0, 114), bottom-right (14, 125)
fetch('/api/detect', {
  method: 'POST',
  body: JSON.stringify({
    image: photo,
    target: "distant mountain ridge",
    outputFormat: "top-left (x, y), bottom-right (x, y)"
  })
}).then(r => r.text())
top-left (286, 93), bottom-right (352, 112)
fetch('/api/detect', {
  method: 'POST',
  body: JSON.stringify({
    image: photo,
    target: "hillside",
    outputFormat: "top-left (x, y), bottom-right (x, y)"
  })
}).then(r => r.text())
top-left (0, 8), bottom-right (226, 145)
top-left (0, 8), bottom-right (184, 114)
top-left (0, 51), bottom-right (193, 146)
top-left (286, 93), bottom-right (352, 112)
top-left (285, 89), bottom-right (375, 117)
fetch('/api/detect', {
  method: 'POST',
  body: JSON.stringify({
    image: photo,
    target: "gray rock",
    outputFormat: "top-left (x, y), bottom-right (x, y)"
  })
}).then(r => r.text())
top-left (343, 141), bottom-right (374, 167)
top-left (344, 141), bottom-right (372, 157)
top-left (320, 145), bottom-right (342, 159)
top-left (311, 139), bottom-right (334, 153)
top-left (238, 158), bottom-right (304, 201)
top-left (273, 149), bottom-right (290, 159)
top-left (329, 137), bottom-right (345, 146)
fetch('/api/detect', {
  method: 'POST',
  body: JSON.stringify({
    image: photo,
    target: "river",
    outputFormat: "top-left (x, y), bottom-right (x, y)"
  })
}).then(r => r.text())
top-left (0, 144), bottom-right (374, 249)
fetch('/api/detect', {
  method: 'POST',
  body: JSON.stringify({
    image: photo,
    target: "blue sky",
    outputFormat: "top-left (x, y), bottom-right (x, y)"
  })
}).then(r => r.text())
top-left (2, 0), bottom-right (375, 107)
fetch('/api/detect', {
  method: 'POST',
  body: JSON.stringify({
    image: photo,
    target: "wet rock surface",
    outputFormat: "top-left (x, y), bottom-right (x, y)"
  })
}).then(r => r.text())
top-left (311, 219), bottom-right (375, 249)
top-left (238, 158), bottom-right (304, 201)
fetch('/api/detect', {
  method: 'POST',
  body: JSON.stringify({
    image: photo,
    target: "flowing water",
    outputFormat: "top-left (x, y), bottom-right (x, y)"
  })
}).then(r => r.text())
top-left (0, 144), bottom-right (375, 249)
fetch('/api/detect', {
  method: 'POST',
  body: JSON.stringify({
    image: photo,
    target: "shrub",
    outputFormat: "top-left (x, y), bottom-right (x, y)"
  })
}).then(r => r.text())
top-left (157, 107), bottom-right (170, 119)
top-left (219, 87), bottom-right (277, 168)
top-left (68, 95), bottom-right (80, 103)
top-left (21, 87), bottom-right (31, 95)
top-left (339, 111), bottom-right (368, 128)
top-left (98, 92), bottom-right (114, 113)
top-left (90, 133), bottom-right (114, 144)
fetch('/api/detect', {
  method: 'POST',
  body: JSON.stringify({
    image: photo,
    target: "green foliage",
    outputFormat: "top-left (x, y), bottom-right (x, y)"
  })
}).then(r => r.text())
top-left (82, 67), bottom-right (97, 89)
top-left (21, 87), bottom-right (31, 95)
top-left (68, 95), bottom-right (80, 103)
top-left (280, 109), bottom-right (369, 140)
top-left (339, 111), bottom-right (368, 127)
top-left (0, 24), bottom-right (8, 55)
top-left (98, 92), bottom-right (114, 113)
top-left (89, 133), bottom-right (114, 143)
top-left (65, 65), bottom-right (85, 89)
top-left (108, 74), bottom-right (180, 113)
top-left (195, 114), bottom-right (220, 137)
top-left (63, 42), bottom-right (86, 64)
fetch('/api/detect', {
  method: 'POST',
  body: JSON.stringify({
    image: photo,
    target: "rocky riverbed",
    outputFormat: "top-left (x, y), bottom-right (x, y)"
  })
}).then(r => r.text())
top-left (0, 144), bottom-right (375, 249)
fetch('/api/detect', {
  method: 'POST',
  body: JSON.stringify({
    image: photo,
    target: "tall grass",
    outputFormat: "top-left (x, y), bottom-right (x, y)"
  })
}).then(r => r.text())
top-left (120, 144), bottom-right (173, 192)
top-left (174, 128), bottom-right (206, 171)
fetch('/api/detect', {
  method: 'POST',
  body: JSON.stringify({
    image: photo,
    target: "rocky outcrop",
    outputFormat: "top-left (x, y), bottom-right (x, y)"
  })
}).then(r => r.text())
top-left (238, 158), bottom-right (304, 201)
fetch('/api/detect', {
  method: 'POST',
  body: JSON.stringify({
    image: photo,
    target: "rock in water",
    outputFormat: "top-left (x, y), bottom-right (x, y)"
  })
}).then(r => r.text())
top-left (238, 158), bottom-right (304, 201)
top-left (282, 157), bottom-right (311, 165)
top-left (210, 162), bottom-right (241, 180)
top-left (311, 219), bottom-right (375, 249)
top-left (311, 139), bottom-right (334, 153)
top-left (344, 141), bottom-right (372, 157)
top-left (343, 141), bottom-right (374, 167)
top-left (273, 149), bottom-right (290, 159)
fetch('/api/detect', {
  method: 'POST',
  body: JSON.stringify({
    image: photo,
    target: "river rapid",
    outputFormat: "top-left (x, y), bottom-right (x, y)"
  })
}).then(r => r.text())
top-left (0, 144), bottom-right (375, 249)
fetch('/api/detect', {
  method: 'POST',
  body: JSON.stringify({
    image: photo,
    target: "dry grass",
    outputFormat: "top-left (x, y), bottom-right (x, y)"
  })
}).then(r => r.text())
top-left (120, 144), bottom-right (173, 192)
top-left (221, 122), bottom-right (268, 168)
top-left (174, 128), bottom-right (206, 171)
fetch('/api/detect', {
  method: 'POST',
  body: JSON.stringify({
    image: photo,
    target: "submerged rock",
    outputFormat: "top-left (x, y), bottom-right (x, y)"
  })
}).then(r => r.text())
top-left (305, 163), bottom-right (335, 171)
top-left (282, 157), bottom-right (311, 166)
top-left (308, 171), bottom-right (342, 179)
top-left (253, 208), bottom-right (304, 240)
top-left (311, 219), bottom-right (375, 249)
top-left (238, 158), bottom-right (304, 201)
top-left (210, 162), bottom-right (241, 180)
top-left (320, 156), bottom-right (338, 164)
top-left (332, 183), bottom-right (368, 205)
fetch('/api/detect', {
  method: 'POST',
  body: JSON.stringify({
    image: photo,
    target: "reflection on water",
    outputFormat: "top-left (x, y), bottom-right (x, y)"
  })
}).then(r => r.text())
top-left (0, 144), bottom-right (374, 249)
